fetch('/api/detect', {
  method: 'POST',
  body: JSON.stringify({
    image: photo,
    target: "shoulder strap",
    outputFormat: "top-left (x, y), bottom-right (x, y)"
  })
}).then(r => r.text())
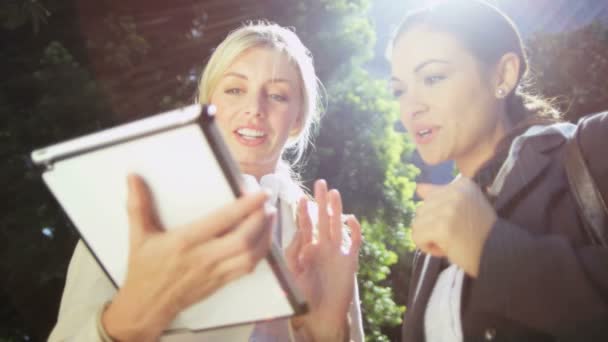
top-left (562, 118), bottom-right (608, 246)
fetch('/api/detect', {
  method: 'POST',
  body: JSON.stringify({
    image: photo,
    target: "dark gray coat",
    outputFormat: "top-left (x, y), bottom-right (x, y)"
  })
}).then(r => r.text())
top-left (402, 112), bottom-right (608, 342)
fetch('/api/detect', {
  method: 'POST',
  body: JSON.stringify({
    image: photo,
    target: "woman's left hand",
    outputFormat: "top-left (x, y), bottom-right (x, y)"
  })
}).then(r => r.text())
top-left (285, 179), bottom-right (362, 342)
top-left (412, 177), bottom-right (497, 277)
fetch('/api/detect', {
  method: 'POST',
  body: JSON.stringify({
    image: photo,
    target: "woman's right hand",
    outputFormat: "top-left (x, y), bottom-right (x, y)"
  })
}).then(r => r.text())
top-left (102, 174), bottom-right (275, 341)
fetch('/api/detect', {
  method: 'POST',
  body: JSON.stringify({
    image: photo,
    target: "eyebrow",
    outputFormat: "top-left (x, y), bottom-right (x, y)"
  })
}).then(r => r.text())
top-left (223, 72), bottom-right (248, 80)
top-left (390, 58), bottom-right (450, 82)
top-left (223, 72), bottom-right (293, 85)
top-left (414, 59), bottom-right (449, 73)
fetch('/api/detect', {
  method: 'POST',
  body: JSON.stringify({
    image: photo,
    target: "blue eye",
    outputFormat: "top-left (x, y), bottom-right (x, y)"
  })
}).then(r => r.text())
top-left (269, 94), bottom-right (288, 102)
top-left (424, 75), bottom-right (445, 86)
top-left (392, 89), bottom-right (405, 98)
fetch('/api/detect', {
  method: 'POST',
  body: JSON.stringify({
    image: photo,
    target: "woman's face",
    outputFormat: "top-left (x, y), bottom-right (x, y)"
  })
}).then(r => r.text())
top-left (210, 46), bottom-right (303, 178)
top-left (390, 26), bottom-right (507, 176)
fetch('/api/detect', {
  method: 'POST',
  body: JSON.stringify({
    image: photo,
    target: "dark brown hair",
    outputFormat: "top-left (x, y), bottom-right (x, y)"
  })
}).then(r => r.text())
top-left (388, 0), bottom-right (561, 141)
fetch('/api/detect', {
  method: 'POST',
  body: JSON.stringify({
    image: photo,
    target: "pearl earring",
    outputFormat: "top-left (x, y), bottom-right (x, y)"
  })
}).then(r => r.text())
top-left (496, 88), bottom-right (506, 98)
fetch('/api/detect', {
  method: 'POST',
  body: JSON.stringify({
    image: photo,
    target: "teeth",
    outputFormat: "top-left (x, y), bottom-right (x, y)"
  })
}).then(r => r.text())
top-left (237, 128), bottom-right (265, 138)
top-left (418, 129), bottom-right (432, 137)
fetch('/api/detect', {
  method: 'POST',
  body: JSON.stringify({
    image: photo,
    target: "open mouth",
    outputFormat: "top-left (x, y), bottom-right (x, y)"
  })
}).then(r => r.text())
top-left (417, 128), bottom-right (433, 138)
top-left (236, 128), bottom-right (266, 140)
top-left (414, 126), bottom-right (440, 144)
top-left (234, 127), bottom-right (267, 146)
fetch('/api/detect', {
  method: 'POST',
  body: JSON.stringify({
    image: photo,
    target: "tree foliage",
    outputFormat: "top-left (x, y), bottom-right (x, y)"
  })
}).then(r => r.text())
top-left (264, 2), bottom-right (418, 340)
top-left (527, 21), bottom-right (608, 121)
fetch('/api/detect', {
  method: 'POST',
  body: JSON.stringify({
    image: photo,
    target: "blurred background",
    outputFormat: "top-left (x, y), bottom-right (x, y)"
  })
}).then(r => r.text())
top-left (1, 0), bottom-right (607, 341)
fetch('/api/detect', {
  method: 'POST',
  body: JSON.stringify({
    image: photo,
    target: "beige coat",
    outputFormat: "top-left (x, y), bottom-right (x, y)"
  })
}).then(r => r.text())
top-left (48, 192), bottom-right (364, 341)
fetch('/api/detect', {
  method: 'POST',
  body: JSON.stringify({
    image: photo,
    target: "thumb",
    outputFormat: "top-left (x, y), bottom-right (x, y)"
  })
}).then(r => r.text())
top-left (285, 198), bottom-right (313, 273)
top-left (416, 183), bottom-right (443, 200)
top-left (285, 226), bottom-right (303, 273)
top-left (126, 174), bottom-right (161, 249)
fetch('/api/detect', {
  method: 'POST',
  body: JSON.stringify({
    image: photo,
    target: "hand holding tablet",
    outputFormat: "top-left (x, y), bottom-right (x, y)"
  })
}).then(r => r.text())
top-left (32, 104), bottom-right (307, 336)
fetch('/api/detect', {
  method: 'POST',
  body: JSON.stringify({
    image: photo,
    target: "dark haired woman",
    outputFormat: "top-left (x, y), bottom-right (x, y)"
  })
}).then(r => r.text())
top-left (387, 1), bottom-right (608, 340)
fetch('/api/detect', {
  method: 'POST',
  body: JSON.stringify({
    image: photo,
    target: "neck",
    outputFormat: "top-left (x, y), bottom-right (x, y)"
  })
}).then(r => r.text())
top-left (456, 114), bottom-right (511, 178)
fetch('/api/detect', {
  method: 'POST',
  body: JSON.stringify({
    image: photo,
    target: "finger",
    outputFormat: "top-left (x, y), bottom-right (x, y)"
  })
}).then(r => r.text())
top-left (210, 216), bottom-right (274, 281)
top-left (414, 201), bottom-right (442, 223)
top-left (284, 228), bottom-right (302, 273)
top-left (126, 174), bottom-right (161, 249)
top-left (328, 189), bottom-right (343, 246)
top-left (414, 188), bottom-right (457, 220)
top-left (411, 215), bottom-right (446, 256)
top-left (298, 243), bottom-right (317, 270)
top-left (424, 243), bottom-right (446, 258)
top-left (297, 197), bottom-right (314, 246)
top-left (416, 183), bottom-right (444, 200)
top-left (179, 191), bottom-right (269, 247)
top-left (314, 179), bottom-right (330, 242)
top-left (285, 213), bottom-right (304, 273)
top-left (192, 212), bottom-right (274, 293)
top-left (193, 206), bottom-right (274, 264)
top-left (286, 197), bottom-right (314, 272)
top-left (345, 215), bottom-right (362, 254)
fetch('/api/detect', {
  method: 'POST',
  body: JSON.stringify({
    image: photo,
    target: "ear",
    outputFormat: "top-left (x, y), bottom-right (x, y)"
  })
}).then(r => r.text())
top-left (493, 52), bottom-right (520, 98)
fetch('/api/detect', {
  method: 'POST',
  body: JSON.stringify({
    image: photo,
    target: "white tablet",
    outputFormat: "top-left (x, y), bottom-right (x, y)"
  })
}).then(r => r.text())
top-left (31, 104), bottom-right (307, 333)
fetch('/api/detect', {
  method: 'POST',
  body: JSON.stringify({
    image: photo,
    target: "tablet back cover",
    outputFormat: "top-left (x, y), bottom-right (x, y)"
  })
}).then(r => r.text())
top-left (37, 106), bottom-right (299, 332)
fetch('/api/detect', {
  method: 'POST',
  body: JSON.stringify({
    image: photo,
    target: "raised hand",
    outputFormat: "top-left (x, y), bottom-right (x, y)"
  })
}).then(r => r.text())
top-left (412, 177), bottom-right (497, 277)
top-left (102, 174), bottom-right (275, 341)
top-left (285, 179), bottom-right (362, 342)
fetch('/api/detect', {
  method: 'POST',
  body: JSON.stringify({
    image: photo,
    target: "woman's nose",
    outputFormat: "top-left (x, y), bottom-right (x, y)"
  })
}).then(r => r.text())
top-left (401, 89), bottom-right (427, 120)
top-left (401, 101), bottom-right (427, 121)
top-left (243, 93), bottom-right (264, 117)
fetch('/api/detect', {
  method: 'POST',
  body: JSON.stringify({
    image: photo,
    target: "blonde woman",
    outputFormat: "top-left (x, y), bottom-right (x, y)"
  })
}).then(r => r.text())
top-left (49, 22), bottom-right (363, 342)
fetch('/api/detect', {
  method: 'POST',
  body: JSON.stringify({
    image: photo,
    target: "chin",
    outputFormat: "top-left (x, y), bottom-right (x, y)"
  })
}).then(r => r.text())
top-left (418, 151), bottom-right (447, 166)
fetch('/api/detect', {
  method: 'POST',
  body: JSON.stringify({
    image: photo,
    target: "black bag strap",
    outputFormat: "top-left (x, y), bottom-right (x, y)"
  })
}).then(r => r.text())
top-left (562, 118), bottom-right (608, 246)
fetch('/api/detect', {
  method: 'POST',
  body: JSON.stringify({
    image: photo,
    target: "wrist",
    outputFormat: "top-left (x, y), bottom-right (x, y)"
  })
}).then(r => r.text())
top-left (102, 300), bottom-right (136, 341)
top-left (102, 299), bottom-right (150, 342)
top-left (102, 290), bottom-right (172, 342)
top-left (290, 316), bottom-right (349, 342)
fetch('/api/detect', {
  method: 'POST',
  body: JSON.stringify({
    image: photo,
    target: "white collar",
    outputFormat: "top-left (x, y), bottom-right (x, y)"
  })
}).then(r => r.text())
top-left (242, 173), bottom-right (303, 206)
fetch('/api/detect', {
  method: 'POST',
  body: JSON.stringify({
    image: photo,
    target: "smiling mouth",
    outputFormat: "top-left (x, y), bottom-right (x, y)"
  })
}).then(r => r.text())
top-left (417, 128), bottom-right (432, 138)
top-left (236, 128), bottom-right (266, 140)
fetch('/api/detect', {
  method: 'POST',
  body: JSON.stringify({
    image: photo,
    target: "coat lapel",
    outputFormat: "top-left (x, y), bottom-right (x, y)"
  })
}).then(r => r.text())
top-left (489, 129), bottom-right (565, 212)
top-left (402, 254), bottom-right (442, 342)
top-left (491, 150), bottom-right (552, 212)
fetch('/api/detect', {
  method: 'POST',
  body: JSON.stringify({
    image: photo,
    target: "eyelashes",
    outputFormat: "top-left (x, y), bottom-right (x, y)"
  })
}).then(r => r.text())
top-left (391, 74), bottom-right (447, 98)
top-left (269, 94), bottom-right (288, 102)
top-left (424, 74), bottom-right (446, 86)
top-left (224, 88), bottom-right (289, 102)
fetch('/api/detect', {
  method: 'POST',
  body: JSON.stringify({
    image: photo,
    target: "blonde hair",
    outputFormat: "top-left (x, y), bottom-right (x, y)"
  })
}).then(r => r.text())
top-left (196, 21), bottom-right (323, 165)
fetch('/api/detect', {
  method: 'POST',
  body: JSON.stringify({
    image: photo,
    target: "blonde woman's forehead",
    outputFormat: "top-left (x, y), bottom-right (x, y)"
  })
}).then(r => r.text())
top-left (223, 47), bottom-right (301, 85)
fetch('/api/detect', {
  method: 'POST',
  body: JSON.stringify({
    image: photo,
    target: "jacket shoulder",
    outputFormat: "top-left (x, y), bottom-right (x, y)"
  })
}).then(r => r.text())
top-left (576, 111), bottom-right (608, 203)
